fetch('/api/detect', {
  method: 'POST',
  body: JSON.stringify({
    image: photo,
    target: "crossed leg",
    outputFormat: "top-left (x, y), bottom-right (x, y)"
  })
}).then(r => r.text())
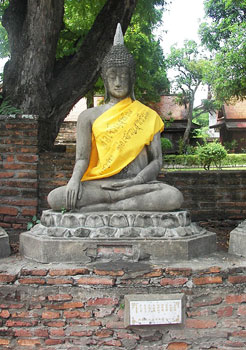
top-left (47, 180), bottom-right (183, 212)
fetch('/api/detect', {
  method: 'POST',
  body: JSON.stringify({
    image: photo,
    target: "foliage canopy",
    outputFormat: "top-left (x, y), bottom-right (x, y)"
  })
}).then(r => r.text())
top-left (199, 0), bottom-right (246, 102)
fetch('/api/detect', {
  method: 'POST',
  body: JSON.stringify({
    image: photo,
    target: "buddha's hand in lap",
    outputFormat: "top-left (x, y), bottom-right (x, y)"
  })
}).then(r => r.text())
top-left (66, 178), bottom-right (83, 209)
top-left (101, 176), bottom-right (142, 191)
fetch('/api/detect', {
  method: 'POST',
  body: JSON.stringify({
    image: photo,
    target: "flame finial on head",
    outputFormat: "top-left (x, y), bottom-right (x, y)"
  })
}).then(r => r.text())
top-left (113, 23), bottom-right (124, 46)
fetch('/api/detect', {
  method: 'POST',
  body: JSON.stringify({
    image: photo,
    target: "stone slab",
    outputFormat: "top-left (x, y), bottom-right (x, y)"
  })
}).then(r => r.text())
top-left (124, 293), bottom-right (185, 327)
top-left (229, 220), bottom-right (246, 257)
top-left (20, 230), bottom-right (216, 263)
top-left (0, 227), bottom-right (11, 259)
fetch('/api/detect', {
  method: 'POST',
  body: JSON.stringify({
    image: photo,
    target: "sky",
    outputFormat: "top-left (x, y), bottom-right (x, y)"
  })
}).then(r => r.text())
top-left (159, 0), bottom-right (205, 54)
top-left (156, 0), bottom-right (207, 104)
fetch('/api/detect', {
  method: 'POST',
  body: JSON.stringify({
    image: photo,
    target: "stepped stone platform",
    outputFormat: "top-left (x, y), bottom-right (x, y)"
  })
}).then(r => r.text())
top-left (20, 210), bottom-right (216, 263)
top-left (0, 227), bottom-right (11, 258)
top-left (229, 220), bottom-right (246, 257)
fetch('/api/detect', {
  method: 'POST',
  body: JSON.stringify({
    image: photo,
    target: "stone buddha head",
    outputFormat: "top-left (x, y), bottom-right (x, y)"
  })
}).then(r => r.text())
top-left (101, 23), bottom-right (136, 102)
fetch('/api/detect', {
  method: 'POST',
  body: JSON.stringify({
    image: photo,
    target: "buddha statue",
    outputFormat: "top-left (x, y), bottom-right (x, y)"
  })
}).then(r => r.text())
top-left (48, 24), bottom-right (183, 212)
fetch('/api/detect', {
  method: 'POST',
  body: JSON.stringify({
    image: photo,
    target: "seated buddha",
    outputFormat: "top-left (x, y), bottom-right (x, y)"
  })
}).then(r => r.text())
top-left (48, 24), bottom-right (183, 212)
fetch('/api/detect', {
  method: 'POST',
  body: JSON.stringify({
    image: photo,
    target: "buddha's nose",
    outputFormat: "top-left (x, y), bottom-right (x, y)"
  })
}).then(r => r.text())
top-left (115, 75), bottom-right (121, 86)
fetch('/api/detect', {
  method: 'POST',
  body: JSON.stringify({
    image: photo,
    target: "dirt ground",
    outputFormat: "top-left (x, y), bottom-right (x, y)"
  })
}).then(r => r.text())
top-left (198, 220), bottom-right (238, 252)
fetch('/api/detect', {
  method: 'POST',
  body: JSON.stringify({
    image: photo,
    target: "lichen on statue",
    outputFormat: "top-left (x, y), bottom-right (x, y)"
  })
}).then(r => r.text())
top-left (48, 24), bottom-right (183, 212)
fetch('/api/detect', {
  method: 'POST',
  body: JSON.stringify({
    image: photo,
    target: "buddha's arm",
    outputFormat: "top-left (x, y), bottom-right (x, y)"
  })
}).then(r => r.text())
top-left (136, 132), bottom-right (162, 183)
top-left (66, 113), bottom-right (92, 209)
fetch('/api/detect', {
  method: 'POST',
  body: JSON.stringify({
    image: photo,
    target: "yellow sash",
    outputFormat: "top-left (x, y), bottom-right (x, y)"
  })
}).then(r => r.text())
top-left (82, 97), bottom-right (164, 181)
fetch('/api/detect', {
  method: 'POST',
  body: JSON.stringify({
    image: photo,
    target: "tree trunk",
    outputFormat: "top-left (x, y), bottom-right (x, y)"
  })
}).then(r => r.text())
top-left (183, 86), bottom-right (199, 146)
top-left (2, 0), bottom-right (138, 150)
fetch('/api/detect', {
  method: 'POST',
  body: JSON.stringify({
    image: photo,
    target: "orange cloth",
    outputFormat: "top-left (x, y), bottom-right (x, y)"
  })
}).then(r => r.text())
top-left (82, 97), bottom-right (164, 181)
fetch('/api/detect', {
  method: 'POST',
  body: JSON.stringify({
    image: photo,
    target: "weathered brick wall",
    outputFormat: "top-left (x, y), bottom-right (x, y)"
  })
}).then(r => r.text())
top-left (0, 115), bottom-right (39, 241)
top-left (163, 171), bottom-right (246, 221)
top-left (1, 260), bottom-right (246, 349)
top-left (38, 152), bottom-right (246, 222)
top-left (1, 115), bottom-right (246, 242)
top-left (38, 150), bottom-right (74, 213)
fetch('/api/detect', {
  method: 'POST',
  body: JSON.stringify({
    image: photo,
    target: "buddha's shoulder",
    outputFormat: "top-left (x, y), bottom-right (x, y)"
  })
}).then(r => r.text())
top-left (77, 105), bottom-right (110, 124)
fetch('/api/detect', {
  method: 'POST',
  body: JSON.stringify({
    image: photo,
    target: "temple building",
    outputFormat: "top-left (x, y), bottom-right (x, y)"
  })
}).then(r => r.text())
top-left (151, 95), bottom-right (200, 153)
top-left (210, 99), bottom-right (246, 152)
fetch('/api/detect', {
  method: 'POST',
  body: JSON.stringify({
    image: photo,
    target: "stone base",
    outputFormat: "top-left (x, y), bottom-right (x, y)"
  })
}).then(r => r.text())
top-left (20, 231), bottom-right (216, 263)
top-left (0, 228), bottom-right (11, 258)
top-left (229, 220), bottom-right (246, 257)
top-left (20, 210), bottom-right (216, 263)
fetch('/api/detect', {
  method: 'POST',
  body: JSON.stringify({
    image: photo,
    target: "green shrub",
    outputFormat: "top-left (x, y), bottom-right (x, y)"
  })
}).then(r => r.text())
top-left (196, 142), bottom-right (227, 170)
top-left (163, 152), bottom-right (246, 169)
top-left (224, 140), bottom-right (238, 153)
top-left (160, 138), bottom-right (173, 153)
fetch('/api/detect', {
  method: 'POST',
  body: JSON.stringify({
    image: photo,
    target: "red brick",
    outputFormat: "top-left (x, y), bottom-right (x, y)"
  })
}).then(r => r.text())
top-left (186, 319), bottom-right (217, 329)
top-left (49, 328), bottom-right (65, 337)
top-left (6, 155), bottom-right (14, 162)
top-left (6, 320), bottom-right (38, 327)
top-left (17, 171), bottom-right (37, 179)
top-left (88, 320), bottom-right (102, 326)
top-left (0, 310), bottom-right (10, 318)
top-left (19, 277), bottom-right (45, 285)
top-left (1, 198), bottom-right (38, 207)
top-left (44, 321), bottom-right (65, 327)
top-left (207, 266), bottom-right (221, 273)
top-left (42, 311), bottom-right (60, 319)
top-left (70, 330), bottom-right (93, 337)
top-left (232, 330), bottom-right (246, 337)
top-left (49, 268), bottom-right (89, 276)
top-left (193, 296), bottom-right (222, 307)
top-left (229, 275), bottom-right (246, 284)
top-left (106, 321), bottom-right (125, 329)
top-left (160, 277), bottom-right (188, 286)
top-left (94, 268), bottom-right (124, 276)
top-left (217, 305), bottom-right (233, 317)
top-left (238, 305), bottom-right (246, 315)
top-left (64, 310), bottom-right (91, 319)
top-left (87, 297), bottom-right (118, 306)
top-left (47, 301), bottom-right (84, 309)
top-left (95, 329), bottom-right (113, 337)
top-left (48, 294), bottom-right (72, 301)
top-left (77, 277), bottom-right (115, 285)
top-left (11, 311), bottom-right (32, 318)
top-left (0, 172), bottom-right (15, 178)
top-left (94, 307), bottom-right (114, 318)
top-left (224, 340), bottom-right (246, 347)
top-left (34, 329), bottom-right (49, 337)
top-left (167, 343), bottom-right (189, 350)
top-left (165, 268), bottom-right (192, 277)
top-left (193, 276), bottom-right (222, 285)
top-left (0, 179), bottom-right (37, 188)
top-left (0, 207), bottom-right (18, 216)
top-left (45, 339), bottom-right (64, 345)
top-left (16, 155), bottom-right (38, 162)
top-left (22, 208), bottom-right (37, 216)
top-left (100, 339), bottom-right (122, 347)
top-left (143, 268), bottom-right (163, 278)
top-left (47, 278), bottom-right (73, 285)
top-left (14, 329), bottom-right (32, 337)
top-left (8, 303), bottom-right (24, 309)
top-left (226, 294), bottom-right (246, 304)
top-left (117, 332), bottom-right (140, 340)
top-left (0, 274), bottom-right (17, 283)
top-left (21, 269), bottom-right (48, 276)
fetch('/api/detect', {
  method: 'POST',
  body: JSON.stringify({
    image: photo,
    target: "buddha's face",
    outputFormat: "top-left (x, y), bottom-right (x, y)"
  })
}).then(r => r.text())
top-left (106, 66), bottom-right (130, 100)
